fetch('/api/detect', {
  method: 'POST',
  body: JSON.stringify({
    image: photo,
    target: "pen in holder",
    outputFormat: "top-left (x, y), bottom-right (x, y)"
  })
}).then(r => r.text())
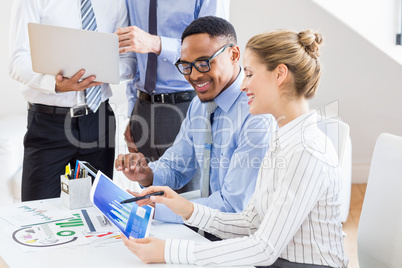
top-left (60, 175), bottom-right (92, 210)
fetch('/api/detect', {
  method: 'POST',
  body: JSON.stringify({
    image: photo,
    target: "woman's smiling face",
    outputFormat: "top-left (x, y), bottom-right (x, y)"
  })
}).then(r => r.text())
top-left (241, 49), bottom-right (280, 116)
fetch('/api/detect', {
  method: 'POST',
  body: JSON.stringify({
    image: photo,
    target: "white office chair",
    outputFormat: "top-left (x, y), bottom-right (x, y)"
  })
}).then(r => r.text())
top-left (357, 133), bottom-right (402, 267)
top-left (317, 117), bottom-right (352, 223)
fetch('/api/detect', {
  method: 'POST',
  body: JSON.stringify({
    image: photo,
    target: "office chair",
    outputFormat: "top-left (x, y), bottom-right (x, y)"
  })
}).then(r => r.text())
top-left (357, 133), bottom-right (402, 267)
top-left (317, 117), bottom-right (352, 223)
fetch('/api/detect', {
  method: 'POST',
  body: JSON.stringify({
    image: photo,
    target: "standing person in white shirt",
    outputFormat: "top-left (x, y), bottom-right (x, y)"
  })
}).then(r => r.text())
top-left (120, 29), bottom-right (349, 267)
top-left (8, 0), bottom-right (136, 201)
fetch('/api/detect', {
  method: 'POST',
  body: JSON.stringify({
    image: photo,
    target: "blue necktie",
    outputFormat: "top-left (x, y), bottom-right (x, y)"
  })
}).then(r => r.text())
top-left (201, 101), bottom-right (218, 197)
top-left (81, 0), bottom-right (101, 112)
top-left (144, 0), bottom-right (157, 94)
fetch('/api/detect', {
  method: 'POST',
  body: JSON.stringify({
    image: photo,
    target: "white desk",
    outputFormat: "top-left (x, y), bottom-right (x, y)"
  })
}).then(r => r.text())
top-left (0, 198), bottom-right (234, 268)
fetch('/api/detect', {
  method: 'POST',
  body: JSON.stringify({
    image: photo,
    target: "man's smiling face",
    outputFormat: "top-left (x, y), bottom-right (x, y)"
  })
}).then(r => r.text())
top-left (180, 33), bottom-right (236, 102)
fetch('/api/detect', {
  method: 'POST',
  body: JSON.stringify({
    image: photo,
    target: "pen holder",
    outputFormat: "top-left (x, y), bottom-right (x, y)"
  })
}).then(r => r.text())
top-left (60, 175), bottom-right (92, 210)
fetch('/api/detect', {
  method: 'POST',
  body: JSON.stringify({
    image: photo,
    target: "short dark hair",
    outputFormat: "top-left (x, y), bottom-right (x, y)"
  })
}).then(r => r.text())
top-left (181, 16), bottom-right (237, 44)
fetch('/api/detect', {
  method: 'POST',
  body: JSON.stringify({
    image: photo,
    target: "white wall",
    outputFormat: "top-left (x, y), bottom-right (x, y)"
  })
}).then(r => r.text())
top-left (313, 0), bottom-right (402, 65)
top-left (230, 0), bottom-right (402, 182)
top-left (0, 1), bottom-right (26, 119)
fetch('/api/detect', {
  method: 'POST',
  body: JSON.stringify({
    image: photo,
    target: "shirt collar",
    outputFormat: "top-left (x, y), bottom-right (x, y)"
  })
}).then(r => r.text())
top-left (273, 110), bottom-right (318, 150)
top-left (214, 67), bottom-right (244, 114)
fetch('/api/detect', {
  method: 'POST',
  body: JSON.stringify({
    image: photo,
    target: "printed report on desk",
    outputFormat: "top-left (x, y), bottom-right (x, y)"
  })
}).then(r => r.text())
top-left (90, 172), bottom-right (154, 238)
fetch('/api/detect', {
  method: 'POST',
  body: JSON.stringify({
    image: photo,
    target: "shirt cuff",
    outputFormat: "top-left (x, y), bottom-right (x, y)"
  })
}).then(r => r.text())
top-left (184, 203), bottom-right (214, 230)
top-left (154, 203), bottom-right (183, 224)
top-left (148, 161), bottom-right (170, 186)
top-left (165, 239), bottom-right (195, 265)
top-left (147, 161), bottom-right (160, 183)
top-left (127, 99), bottom-right (135, 118)
top-left (159, 36), bottom-right (181, 64)
top-left (40, 74), bottom-right (58, 94)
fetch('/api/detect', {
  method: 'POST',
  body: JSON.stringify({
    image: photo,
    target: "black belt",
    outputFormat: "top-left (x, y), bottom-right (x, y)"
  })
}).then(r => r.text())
top-left (28, 102), bottom-right (102, 117)
top-left (137, 90), bottom-right (196, 104)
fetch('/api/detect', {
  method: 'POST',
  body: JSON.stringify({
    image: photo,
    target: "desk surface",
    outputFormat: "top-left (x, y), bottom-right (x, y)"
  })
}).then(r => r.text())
top-left (0, 199), bottom-right (228, 268)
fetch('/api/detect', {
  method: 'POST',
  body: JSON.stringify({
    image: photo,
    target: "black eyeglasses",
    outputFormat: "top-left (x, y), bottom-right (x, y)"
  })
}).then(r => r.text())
top-left (175, 44), bottom-right (234, 75)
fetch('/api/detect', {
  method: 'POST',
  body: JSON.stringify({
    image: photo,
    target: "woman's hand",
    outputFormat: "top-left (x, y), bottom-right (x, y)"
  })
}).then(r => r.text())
top-left (122, 235), bottom-right (165, 264)
top-left (127, 190), bottom-right (155, 209)
top-left (137, 186), bottom-right (194, 220)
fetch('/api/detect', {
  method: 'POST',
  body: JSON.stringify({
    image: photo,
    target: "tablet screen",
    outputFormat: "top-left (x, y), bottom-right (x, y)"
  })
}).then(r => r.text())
top-left (90, 172), bottom-right (154, 238)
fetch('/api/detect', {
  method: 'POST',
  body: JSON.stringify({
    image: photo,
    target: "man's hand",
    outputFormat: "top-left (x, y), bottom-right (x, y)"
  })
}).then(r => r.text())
top-left (115, 153), bottom-right (153, 187)
top-left (121, 236), bottom-right (165, 264)
top-left (124, 123), bottom-right (138, 153)
top-left (55, 69), bottom-right (103, 93)
top-left (115, 26), bottom-right (161, 55)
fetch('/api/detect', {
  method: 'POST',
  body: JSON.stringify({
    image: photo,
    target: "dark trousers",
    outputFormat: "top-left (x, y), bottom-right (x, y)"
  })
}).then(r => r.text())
top-left (258, 258), bottom-right (332, 268)
top-left (129, 97), bottom-right (198, 192)
top-left (22, 102), bottom-right (115, 201)
top-left (185, 225), bottom-right (222, 242)
top-left (130, 98), bottom-right (190, 161)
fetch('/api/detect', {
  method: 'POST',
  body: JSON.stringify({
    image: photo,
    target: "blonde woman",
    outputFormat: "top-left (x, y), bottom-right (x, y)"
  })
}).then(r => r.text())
top-left (121, 29), bottom-right (348, 268)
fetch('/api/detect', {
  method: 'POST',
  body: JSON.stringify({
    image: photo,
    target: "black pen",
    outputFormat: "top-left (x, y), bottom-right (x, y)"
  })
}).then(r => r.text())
top-left (120, 191), bottom-right (165, 204)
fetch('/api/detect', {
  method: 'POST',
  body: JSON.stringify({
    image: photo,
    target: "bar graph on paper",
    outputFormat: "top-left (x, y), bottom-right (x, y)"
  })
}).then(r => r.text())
top-left (10, 213), bottom-right (90, 250)
top-left (19, 206), bottom-right (54, 222)
top-left (55, 213), bottom-right (84, 228)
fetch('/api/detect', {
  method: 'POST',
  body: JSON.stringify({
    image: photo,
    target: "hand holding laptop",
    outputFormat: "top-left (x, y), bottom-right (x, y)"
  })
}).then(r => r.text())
top-left (28, 23), bottom-right (120, 85)
top-left (55, 69), bottom-right (103, 93)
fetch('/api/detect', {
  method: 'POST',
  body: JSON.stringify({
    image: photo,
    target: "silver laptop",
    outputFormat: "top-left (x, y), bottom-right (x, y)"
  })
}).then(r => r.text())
top-left (28, 22), bottom-right (120, 84)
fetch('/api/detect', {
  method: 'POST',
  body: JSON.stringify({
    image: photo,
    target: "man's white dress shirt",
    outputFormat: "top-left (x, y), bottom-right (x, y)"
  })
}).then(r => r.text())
top-left (9, 0), bottom-right (135, 108)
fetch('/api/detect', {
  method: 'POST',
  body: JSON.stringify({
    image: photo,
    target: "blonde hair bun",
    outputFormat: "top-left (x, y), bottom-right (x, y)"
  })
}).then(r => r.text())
top-left (246, 29), bottom-right (323, 99)
top-left (298, 30), bottom-right (323, 59)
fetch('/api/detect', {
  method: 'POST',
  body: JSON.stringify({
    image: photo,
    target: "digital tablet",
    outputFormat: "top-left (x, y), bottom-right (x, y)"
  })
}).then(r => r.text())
top-left (90, 172), bottom-right (154, 238)
top-left (28, 22), bottom-right (120, 84)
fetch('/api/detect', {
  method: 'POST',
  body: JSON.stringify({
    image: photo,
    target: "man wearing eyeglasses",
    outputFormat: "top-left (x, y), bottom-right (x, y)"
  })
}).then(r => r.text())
top-left (115, 16), bottom-right (274, 228)
top-left (116, 0), bottom-right (230, 194)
